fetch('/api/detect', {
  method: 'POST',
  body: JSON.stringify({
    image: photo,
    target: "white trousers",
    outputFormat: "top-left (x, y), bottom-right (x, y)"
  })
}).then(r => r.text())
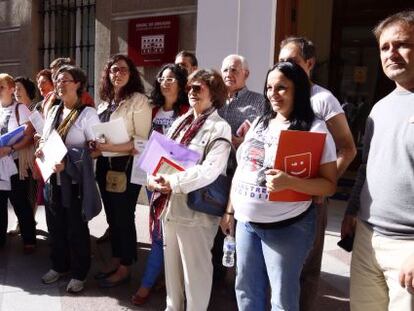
top-left (163, 219), bottom-right (218, 311)
top-left (350, 219), bottom-right (414, 311)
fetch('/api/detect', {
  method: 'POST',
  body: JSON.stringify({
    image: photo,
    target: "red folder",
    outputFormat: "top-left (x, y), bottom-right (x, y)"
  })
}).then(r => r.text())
top-left (268, 130), bottom-right (326, 202)
top-left (153, 156), bottom-right (185, 175)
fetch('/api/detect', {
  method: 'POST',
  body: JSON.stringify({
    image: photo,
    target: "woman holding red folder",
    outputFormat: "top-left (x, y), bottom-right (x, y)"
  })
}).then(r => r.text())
top-left (221, 61), bottom-right (337, 311)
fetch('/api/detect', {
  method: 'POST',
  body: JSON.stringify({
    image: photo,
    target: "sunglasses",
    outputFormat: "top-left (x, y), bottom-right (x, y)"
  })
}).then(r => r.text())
top-left (157, 77), bottom-right (176, 84)
top-left (186, 84), bottom-right (203, 93)
top-left (109, 66), bottom-right (129, 74)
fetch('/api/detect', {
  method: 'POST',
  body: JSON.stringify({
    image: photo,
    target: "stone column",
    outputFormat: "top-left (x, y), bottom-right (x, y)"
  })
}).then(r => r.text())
top-left (196, 0), bottom-right (277, 93)
top-left (94, 0), bottom-right (112, 103)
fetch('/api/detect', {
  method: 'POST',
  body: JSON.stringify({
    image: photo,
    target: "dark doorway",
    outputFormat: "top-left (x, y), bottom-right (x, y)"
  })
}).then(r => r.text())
top-left (329, 1), bottom-right (412, 146)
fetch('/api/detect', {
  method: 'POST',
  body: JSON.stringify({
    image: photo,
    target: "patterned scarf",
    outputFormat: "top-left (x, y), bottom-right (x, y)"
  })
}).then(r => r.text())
top-left (149, 107), bottom-right (215, 236)
top-left (51, 101), bottom-right (86, 142)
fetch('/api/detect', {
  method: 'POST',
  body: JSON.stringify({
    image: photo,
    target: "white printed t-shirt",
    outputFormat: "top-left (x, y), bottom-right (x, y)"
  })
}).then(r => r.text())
top-left (311, 84), bottom-right (344, 121)
top-left (231, 118), bottom-right (336, 223)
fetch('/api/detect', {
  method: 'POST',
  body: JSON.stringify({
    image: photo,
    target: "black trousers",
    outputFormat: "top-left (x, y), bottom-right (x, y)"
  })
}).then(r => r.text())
top-left (45, 179), bottom-right (90, 280)
top-left (0, 171), bottom-right (36, 247)
top-left (96, 156), bottom-right (140, 266)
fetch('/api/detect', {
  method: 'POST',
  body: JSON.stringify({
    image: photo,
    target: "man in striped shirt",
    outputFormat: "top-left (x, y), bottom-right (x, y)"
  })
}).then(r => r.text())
top-left (219, 54), bottom-right (266, 149)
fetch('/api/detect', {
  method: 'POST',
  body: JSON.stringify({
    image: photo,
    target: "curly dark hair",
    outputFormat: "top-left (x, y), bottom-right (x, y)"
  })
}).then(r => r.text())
top-left (55, 65), bottom-right (87, 98)
top-left (99, 54), bottom-right (145, 102)
top-left (150, 63), bottom-right (188, 117)
top-left (14, 76), bottom-right (37, 100)
top-left (187, 69), bottom-right (227, 109)
top-left (259, 61), bottom-right (314, 131)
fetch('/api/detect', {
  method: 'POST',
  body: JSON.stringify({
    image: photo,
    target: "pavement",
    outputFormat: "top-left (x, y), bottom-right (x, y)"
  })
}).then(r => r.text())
top-left (0, 194), bottom-right (351, 311)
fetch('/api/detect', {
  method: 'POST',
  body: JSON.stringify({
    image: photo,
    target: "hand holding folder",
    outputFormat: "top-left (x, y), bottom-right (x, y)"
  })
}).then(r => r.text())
top-left (137, 131), bottom-right (201, 175)
top-left (268, 130), bottom-right (326, 202)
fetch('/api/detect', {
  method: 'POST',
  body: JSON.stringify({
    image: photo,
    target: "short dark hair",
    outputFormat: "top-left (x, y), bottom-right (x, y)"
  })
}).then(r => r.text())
top-left (36, 69), bottom-right (53, 84)
top-left (50, 57), bottom-right (75, 72)
top-left (99, 54), bottom-right (145, 102)
top-left (151, 63), bottom-right (189, 116)
top-left (55, 65), bottom-right (87, 98)
top-left (188, 69), bottom-right (227, 109)
top-left (280, 36), bottom-right (316, 61)
top-left (373, 10), bottom-right (414, 41)
top-left (259, 61), bottom-right (314, 131)
top-left (175, 50), bottom-right (198, 67)
top-left (14, 76), bottom-right (37, 100)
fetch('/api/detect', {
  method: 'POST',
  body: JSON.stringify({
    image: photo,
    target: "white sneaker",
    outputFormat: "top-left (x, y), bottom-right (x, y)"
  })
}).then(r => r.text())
top-left (66, 279), bottom-right (85, 293)
top-left (41, 269), bottom-right (62, 284)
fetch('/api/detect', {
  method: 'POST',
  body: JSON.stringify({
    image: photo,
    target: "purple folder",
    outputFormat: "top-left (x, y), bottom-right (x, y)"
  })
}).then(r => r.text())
top-left (137, 131), bottom-right (201, 174)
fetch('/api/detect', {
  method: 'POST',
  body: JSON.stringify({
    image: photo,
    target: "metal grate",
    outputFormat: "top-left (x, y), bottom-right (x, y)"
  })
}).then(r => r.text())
top-left (39, 0), bottom-right (96, 94)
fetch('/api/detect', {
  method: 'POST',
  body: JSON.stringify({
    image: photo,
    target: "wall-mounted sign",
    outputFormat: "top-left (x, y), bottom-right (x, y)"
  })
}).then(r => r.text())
top-left (128, 15), bottom-right (179, 67)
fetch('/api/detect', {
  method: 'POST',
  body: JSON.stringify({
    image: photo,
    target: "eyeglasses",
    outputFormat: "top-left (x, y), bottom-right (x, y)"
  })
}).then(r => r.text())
top-left (186, 84), bottom-right (203, 93)
top-left (157, 77), bottom-right (176, 84)
top-left (55, 79), bottom-right (74, 85)
top-left (109, 66), bottom-right (129, 75)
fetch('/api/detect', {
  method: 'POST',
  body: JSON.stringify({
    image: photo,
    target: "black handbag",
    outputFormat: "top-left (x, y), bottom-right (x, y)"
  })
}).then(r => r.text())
top-left (187, 137), bottom-right (237, 216)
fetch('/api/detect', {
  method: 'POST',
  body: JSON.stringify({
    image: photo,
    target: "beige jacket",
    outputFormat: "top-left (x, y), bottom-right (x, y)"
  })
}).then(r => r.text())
top-left (163, 110), bottom-right (232, 227)
top-left (97, 92), bottom-right (152, 155)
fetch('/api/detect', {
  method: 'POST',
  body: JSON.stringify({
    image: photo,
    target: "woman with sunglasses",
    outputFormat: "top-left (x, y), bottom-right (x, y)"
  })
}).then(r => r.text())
top-left (132, 63), bottom-right (189, 305)
top-left (221, 62), bottom-right (337, 310)
top-left (94, 54), bottom-right (152, 288)
top-left (147, 69), bottom-right (231, 310)
top-left (0, 74), bottom-right (36, 252)
top-left (36, 66), bottom-right (100, 293)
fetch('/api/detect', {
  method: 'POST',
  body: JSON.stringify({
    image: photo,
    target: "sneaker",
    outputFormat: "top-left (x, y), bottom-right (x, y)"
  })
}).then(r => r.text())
top-left (66, 279), bottom-right (85, 293)
top-left (42, 269), bottom-right (62, 284)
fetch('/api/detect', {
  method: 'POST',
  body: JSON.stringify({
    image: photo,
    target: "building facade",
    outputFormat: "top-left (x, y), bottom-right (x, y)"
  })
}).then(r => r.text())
top-left (0, 0), bottom-right (412, 149)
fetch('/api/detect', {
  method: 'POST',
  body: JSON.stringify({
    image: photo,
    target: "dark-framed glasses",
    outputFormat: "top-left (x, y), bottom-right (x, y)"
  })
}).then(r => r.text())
top-left (55, 79), bottom-right (75, 85)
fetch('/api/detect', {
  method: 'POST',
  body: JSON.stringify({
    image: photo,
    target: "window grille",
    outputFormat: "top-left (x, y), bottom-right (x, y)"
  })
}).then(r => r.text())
top-left (39, 0), bottom-right (96, 94)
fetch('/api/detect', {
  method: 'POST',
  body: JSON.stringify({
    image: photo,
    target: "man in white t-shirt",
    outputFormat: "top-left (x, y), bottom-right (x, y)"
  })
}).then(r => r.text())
top-left (279, 36), bottom-right (356, 311)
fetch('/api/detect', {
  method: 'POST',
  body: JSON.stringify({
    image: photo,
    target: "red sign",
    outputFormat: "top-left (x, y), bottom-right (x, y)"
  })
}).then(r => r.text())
top-left (128, 15), bottom-right (179, 67)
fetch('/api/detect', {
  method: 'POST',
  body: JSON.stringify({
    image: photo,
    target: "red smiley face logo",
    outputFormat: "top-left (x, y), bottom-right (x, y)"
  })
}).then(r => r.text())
top-left (284, 152), bottom-right (312, 178)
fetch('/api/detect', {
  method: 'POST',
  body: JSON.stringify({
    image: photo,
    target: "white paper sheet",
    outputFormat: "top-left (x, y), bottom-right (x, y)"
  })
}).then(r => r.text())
top-left (35, 130), bottom-right (68, 182)
top-left (130, 138), bottom-right (148, 185)
top-left (29, 110), bottom-right (45, 135)
top-left (91, 118), bottom-right (130, 157)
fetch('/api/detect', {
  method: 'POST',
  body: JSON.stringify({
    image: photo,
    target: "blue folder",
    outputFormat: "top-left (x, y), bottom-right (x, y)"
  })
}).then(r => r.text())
top-left (0, 125), bottom-right (26, 147)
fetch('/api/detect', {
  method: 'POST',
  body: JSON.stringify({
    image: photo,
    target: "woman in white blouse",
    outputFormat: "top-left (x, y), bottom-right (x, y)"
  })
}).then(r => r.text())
top-left (36, 66), bottom-right (100, 293)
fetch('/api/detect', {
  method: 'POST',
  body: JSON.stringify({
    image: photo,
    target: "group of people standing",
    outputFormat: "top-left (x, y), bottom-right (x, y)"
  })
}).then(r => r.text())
top-left (1, 9), bottom-right (413, 311)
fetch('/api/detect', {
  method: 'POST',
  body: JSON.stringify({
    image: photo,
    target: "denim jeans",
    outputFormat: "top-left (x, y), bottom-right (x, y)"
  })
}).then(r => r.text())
top-left (235, 205), bottom-right (316, 311)
top-left (141, 222), bottom-right (164, 288)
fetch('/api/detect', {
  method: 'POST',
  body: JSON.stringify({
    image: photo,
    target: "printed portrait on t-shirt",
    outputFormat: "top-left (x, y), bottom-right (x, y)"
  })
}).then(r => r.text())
top-left (238, 137), bottom-right (267, 186)
top-left (0, 106), bottom-right (13, 134)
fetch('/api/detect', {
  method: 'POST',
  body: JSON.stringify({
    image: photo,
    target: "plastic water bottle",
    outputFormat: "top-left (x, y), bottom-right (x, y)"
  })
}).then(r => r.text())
top-left (222, 235), bottom-right (236, 267)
